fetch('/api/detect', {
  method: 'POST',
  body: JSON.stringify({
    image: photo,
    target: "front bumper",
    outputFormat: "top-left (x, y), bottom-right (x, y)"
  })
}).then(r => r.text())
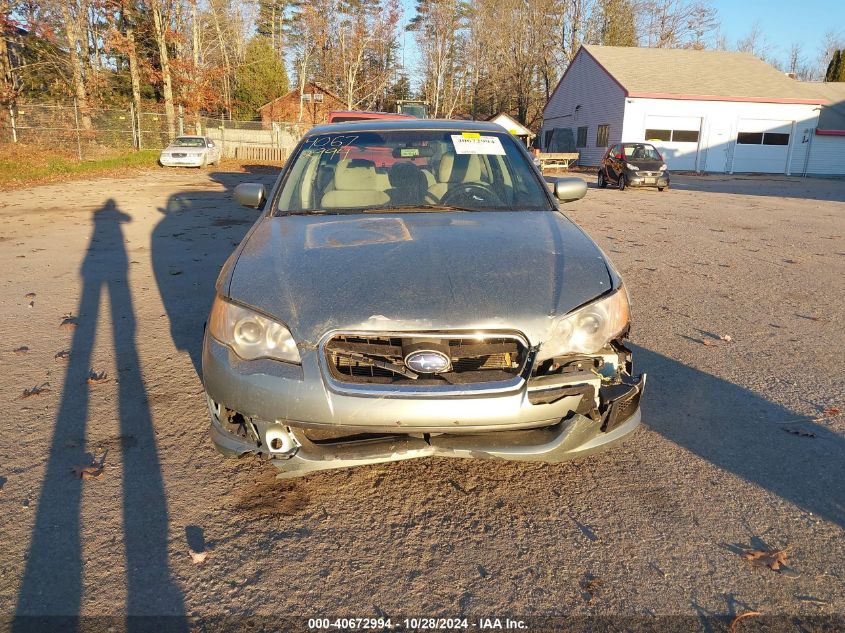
top-left (627, 171), bottom-right (669, 188)
top-left (202, 336), bottom-right (645, 477)
top-left (159, 154), bottom-right (204, 167)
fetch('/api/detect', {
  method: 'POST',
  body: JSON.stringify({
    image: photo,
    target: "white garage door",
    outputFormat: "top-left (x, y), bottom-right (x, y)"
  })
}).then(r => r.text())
top-left (644, 115), bottom-right (702, 171)
top-left (732, 119), bottom-right (792, 173)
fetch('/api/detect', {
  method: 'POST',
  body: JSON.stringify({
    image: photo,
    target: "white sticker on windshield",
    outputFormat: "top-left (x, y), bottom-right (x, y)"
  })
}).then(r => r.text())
top-left (451, 133), bottom-right (506, 155)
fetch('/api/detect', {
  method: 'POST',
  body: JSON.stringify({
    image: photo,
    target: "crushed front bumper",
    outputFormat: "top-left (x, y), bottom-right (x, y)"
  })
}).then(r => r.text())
top-left (203, 336), bottom-right (645, 478)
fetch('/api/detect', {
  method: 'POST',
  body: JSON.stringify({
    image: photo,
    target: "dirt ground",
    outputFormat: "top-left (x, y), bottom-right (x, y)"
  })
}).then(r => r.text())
top-left (0, 166), bottom-right (843, 628)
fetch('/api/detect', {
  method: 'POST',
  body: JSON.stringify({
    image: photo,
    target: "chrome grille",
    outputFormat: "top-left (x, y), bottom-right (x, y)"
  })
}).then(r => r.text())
top-left (324, 333), bottom-right (528, 386)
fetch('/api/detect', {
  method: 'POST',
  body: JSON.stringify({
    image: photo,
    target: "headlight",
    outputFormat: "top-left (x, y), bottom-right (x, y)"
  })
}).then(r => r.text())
top-left (539, 286), bottom-right (630, 359)
top-left (625, 162), bottom-right (640, 170)
top-left (208, 297), bottom-right (301, 363)
top-left (660, 163), bottom-right (668, 171)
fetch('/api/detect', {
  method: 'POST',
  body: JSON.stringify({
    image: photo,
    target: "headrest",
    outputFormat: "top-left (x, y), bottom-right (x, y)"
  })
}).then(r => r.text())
top-left (334, 159), bottom-right (378, 191)
top-left (438, 153), bottom-right (482, 183)
top-left (388, 162), bottom-right (426, 190)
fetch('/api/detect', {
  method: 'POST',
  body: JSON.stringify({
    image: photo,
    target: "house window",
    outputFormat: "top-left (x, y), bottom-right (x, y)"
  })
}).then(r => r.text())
top-left (596, 124), bottom-right (609, 147)
top-left (763, 132), bottom-right (789, 145)
top-left (737, 132), bottom-right (764, 144)
top-left (576, 126), bottom-right (588, 148)
top-left (645, 129), bottom-right (671, 141)
top-left (672, 130), bottom-right (699, 143)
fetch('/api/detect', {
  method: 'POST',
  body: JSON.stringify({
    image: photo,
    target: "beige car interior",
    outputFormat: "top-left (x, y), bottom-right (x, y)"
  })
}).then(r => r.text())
top-left (287, 148), bottom-right (517, 210)
top-left (320, 159), bottom-right (390, 208)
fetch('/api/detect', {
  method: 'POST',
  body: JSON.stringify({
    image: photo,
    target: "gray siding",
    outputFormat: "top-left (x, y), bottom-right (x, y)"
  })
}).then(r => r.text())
top-left (541, 50), bottom-right (626, 166)
top-left (804, 134), bottom-right (845, 175)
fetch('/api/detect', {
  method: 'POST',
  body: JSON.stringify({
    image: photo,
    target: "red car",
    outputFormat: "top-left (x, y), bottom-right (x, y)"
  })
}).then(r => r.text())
top-left (327, 111), bottom-right (415, 124)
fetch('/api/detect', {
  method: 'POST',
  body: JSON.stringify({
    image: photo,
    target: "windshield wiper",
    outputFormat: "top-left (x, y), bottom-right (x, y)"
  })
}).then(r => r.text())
top-left (281, 204), bottom-right (480, 216)
top-left (367, 204), bottom-right (478, 213)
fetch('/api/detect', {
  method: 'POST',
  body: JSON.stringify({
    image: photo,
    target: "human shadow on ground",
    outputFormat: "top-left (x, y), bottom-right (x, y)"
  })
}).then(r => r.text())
top-left (151, 168), bottom-right (277, 376)
top-left (14, 200), bottom-right (186, 630)
top-left (635, 344), bottom-right (845, 530)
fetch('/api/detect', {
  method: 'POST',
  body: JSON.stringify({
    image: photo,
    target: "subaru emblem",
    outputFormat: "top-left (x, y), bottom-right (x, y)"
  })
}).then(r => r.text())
top-left (404, 350), bottom-right (452, 374)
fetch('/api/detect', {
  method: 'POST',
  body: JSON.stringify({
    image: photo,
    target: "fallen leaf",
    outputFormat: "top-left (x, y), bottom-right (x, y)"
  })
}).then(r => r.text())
top-left (783, 428), bottom-right (815, 438)
top-left (54, 350), bottom-right (70, 362)
top-left (730, 611), bottom-right (762, 633)
top-left (87, 369), bottom-right (109, 385)
top-left (13, 346), bottom-right (30, 355)
top-left (28, 301), bottom-right (34, 308)
top-left (24, 292), bottom-right (36, 300)
top-left (72, 464), bottom-right (104, 480)
top-left (169, 268), bottom-right (183, 276)
top-left (20, 383), bottom-right (50, 399)
top-left (702, 339), bottom-right (717, 346)
top-left (822, 407), bottom-right (841, 417)
top-left (189, 549), bottom-right (209, 564)
top-left (579, 575), bottom-right (603, 602)
top-left (60, 314), bottom-right (78, 329)
top-left (719, 334), bottom-right (733, 342)
top-left (742, 547), bottom-right (789, 571)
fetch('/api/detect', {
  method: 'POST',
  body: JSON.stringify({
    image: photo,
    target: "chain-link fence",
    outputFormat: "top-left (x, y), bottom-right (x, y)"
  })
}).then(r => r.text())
top-left (0, 100), bottom-right (310, 161)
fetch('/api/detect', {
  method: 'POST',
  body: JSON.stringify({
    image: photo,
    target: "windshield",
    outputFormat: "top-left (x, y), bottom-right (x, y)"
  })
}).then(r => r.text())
top-left (275, 129), bottom-right (551, 215)
top-left (623, 144), bottom-right (662, 161)
top-left (171, 137), bottom-right (206, 147)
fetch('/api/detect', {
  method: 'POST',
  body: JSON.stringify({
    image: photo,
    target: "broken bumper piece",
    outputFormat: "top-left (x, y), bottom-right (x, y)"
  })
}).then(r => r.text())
top-left (206, 373), bottom-right (645, 479)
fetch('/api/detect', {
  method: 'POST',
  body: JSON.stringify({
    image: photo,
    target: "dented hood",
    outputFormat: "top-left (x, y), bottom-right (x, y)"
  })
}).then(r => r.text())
top-left (228, 211), bottom-right (612, 347)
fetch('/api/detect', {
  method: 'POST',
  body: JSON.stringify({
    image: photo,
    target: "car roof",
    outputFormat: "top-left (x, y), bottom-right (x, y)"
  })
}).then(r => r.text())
top-left (306, 119), bottom-right (507, 137)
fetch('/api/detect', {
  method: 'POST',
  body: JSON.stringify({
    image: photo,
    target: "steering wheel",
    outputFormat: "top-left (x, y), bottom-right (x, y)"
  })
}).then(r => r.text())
top-left (439, 183), bottom-right (503, 207)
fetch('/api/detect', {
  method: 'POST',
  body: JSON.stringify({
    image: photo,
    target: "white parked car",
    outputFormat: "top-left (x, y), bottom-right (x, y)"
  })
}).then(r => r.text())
top-left (159, 136), bottom-right (221, 168)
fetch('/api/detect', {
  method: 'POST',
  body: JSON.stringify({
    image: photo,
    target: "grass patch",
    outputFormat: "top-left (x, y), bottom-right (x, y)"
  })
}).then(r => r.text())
top-left (0, 144), bottom-right (161, 190)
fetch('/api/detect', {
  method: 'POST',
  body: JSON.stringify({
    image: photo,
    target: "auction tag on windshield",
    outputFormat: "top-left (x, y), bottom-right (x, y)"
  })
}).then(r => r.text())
top-left (451, 134), bottom-right (506, 155)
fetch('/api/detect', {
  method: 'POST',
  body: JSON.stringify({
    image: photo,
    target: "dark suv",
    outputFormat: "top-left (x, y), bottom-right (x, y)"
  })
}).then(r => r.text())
top-left (598, 143), bottom-right (669, 191)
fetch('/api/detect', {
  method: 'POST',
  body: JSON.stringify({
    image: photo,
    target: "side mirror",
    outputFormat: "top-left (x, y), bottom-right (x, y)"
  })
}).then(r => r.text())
top-left (546, 177), bottom-right (587, 203)
top-left (234, 183), bottom-right (266, 209)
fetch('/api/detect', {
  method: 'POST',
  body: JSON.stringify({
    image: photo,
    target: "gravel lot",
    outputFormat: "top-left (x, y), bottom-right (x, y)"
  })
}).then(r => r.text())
top-left (0, 167), bottom-right (843, 628)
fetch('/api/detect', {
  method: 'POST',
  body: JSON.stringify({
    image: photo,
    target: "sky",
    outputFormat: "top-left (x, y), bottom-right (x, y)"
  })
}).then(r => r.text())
top-left (394, 0), bottom-right (845, 87)
top-left (710, 0), bottom-right (845, 67)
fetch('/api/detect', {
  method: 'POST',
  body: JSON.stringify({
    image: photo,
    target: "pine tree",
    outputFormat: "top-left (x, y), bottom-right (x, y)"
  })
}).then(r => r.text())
top-left (826, 49), bottom-right (843, 82)
top-left (232, 36), bottom-right (289, 119)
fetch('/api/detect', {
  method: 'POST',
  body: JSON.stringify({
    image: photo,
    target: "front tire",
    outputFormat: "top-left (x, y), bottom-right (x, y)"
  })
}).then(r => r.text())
top-left (618, 174), bottom-right (626, 191)
top-left (597, 171), bottom-right (607, 188)
top-left (658, 187), bottom-right (665, 192)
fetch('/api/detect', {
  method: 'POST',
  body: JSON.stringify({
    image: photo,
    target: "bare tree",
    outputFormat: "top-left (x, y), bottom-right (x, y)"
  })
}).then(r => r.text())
top-left (149, 0), bottom-right (176, 135)
top-left (0, 0), bottom-right (18, 105)
top-left (640, 0), bottom-right (719, 49)
top-left (736, 21), bottom-right (772, 62)
top-left (57, 0), bottom-right (93, 128)
top-left (409, 0), bottom-right (466, 118)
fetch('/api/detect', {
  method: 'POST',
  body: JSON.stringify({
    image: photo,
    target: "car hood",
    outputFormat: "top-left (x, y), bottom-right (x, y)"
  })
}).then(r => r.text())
top-left (228, 211), bottom-right (613, 348)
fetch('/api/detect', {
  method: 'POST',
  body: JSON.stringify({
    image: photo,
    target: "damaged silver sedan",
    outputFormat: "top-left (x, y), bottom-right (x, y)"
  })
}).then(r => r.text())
top-left (202, 120), bottom-right (645, 478)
